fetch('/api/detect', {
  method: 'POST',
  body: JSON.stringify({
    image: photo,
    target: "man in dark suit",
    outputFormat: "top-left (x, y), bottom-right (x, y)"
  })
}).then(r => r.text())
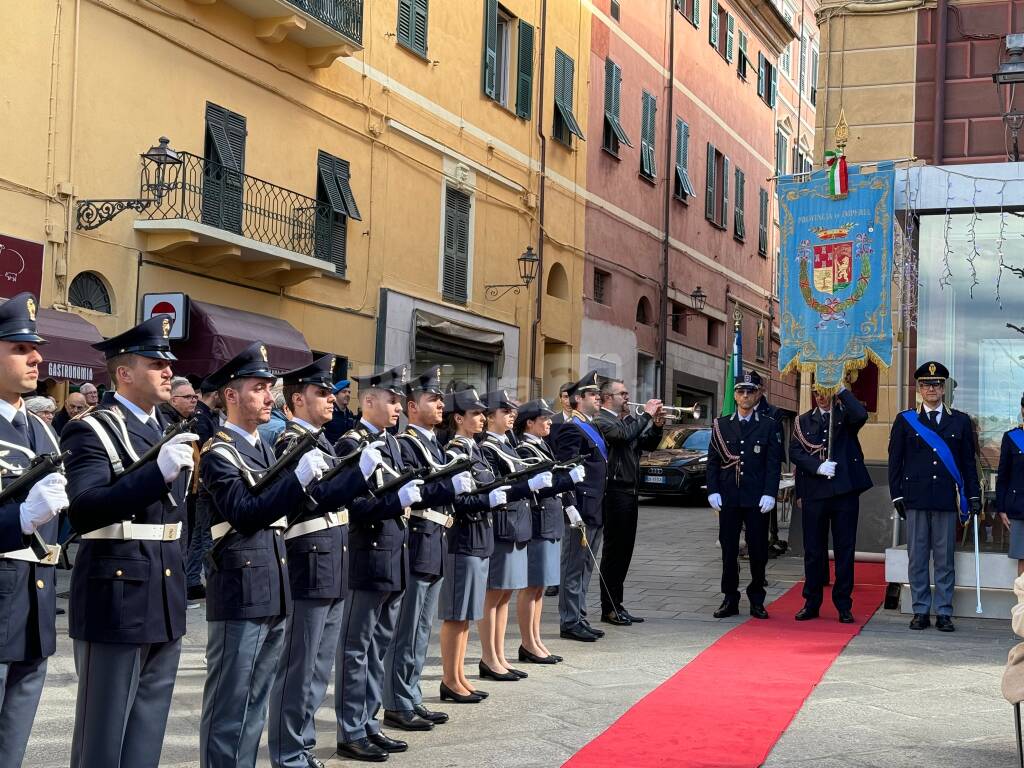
top-left (63, 315), bottom-right (197, 768)
top-left (51, 390), bottom-right (87, 434)
top-left (707, 371), bottom-right (783, 619)
top-left (790, 384), bottom-right (871, 623)
top-left (888, 360), bottom-right (981, 632)
top-left (549, 381), bottom-right (574, 428)
top-left (0, 293), bottom-right (68, 766)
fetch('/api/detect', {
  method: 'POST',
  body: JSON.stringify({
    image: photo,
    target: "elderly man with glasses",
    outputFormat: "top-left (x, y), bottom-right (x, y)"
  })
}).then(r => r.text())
top-left (161, 377), bottom-right (198, 423)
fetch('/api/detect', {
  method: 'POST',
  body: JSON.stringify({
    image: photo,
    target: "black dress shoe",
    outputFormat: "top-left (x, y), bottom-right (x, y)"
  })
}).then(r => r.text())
top-left (600, 611), bottom-right (631, 626)
top-left (713, 600), bottom-right (739, 618)
top-left (382, 709), bottom-right (433, 731)
top-left (55, 606), bottom-right (66, 615)
top-left (750, 605), bottom-right (769, 619)
top-left (413, 703), bottom-right (449, 724)
top-left (936, 615), bottom-right (955, 632)
top-left (336, 738), bottom-right (389, 762)
top-left (519, 645), bottom-right (557, 664)
top-left (560, 626), bottom-right (597, 642)
top-left (794, 606), bottom-right (819, 621)
top-left (838, 610), bottom-right (855, 624)
top-left (505, 666), bottom-right (528, 678)
top-left (368, 732), bottom-right (407, 753)
top-left (581, 620), bottom-right (605, 637)
top-left (478, 661), bottom-right (519, 681)
top-left (545, 585), bottom-right (559, 597)
top-left (909, 613), bottom-right (930, 630)
top-left (470, 688), bottom-right (488, 698)
top-left (187, 584), bottom-right (206, 601)
top-left (304, 753), bottom-right (326, 768)
top-left (439, 682), bottom-right (482, 703)
top-left (618, 607), bottom-right (645, 623)
top-left (549, 654), bottom-right (564, 663)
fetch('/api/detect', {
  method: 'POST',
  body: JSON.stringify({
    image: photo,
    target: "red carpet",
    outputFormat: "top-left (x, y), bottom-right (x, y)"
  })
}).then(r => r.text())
top-left (563, 563), bottom-right (887, 768)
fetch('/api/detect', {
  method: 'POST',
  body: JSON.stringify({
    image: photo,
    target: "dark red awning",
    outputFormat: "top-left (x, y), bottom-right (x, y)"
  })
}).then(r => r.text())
top-left (36, 308), bottom-right (107, 385)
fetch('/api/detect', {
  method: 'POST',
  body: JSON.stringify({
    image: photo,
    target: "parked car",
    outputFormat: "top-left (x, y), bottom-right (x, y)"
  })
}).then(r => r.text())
top-left (638, 426), bottom-right (711, 502)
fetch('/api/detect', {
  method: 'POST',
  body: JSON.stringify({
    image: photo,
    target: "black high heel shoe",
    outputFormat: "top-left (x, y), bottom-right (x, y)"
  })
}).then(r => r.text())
top-left (518, 645), bottom-right (558, 665)
top-left (506, 666), bottom-right (528, 678)
top-left (478, 661), bottom-right (519, 681)
top-left (440, 682), bottom-right (483, 703)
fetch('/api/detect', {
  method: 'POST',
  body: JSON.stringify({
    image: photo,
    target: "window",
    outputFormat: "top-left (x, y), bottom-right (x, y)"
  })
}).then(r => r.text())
top-left (709, 0), bottom-right (734, 62)
top-left (69, 272), bottom-right (112, 313)
top-left (734, 167), bottom-right (745, 241)
top-left (202, 102), bottom-right (246, 235)
top-left (707, 318), bottom-right (721, 348)
top-left (603, 58), bottom-right (630, 156)
top-left (737, 30), bottom-right (748, 79)
top-left (780, 7), bottom-right (793, 74)
top-left (675, 0), bottom-right (700, 28)
top-left (798, 30), bottom-right (808, 93)
top-left (758, 188), bottom-right (769, 256)
top-left (704, 143), bottom-right (729, 229)
top-left (757, 53), bottom-right (778, 108)
top-left (673, 118), bottom-right (695, 201)
top-left (610, 0), bottom-right (620, 21)
top-left (670, 301), bottom-right (687, 334)
top-left (756, 319), bottom-right (766, 361)
top-left (636, 296), bottom-right (652, 325)
top-left (493, 9), bottom-right (511, 106)
top-left (397, 0), bottom-right (428, 58)
top-left (640, 91), bottom-right (657, 180)
top-left (775, 129), bottom-right (788, 176)
top-left (810, 47), bottom-right (819, 105)
top-left (593, 268), bottom-right (610, 304)
top-left (553, 49), bottom-right (585, 145)
top-left (315, 150), bottom-right (361, 275)
top-left (546, 262), bottom-right (569, 299)
top-left (442, 187), bottom-right (471, 303)
top-left (484, 4), bottom-right (534, 119)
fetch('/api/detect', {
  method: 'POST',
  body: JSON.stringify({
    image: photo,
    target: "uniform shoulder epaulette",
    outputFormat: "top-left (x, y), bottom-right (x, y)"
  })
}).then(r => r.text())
top-left (215, 430), bottom-right (233, 442)
top-left (200, 437), bottom-right (216, 455)
top-left (71, 405), bottom-right (98, 421)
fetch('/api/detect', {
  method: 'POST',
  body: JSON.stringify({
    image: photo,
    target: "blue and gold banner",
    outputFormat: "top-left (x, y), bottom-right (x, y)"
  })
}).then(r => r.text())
top-left (777, 162), bottom-right (895, 391)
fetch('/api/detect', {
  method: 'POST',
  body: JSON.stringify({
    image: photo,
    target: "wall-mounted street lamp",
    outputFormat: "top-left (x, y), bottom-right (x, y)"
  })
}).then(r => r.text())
top-left (993, 34), bottom-right (1024, 162)
top-left (76, 137), bottom-right (182, 230)
top-left (665, 286), bottom-right (708, 319)
top-left (485, 246), bottom-right (540, 300)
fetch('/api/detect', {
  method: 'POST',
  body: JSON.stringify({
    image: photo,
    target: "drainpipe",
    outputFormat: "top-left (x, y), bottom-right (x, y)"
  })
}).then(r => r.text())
top-left (658, 0), bottom-right (676, 401)
top-left (529, 0), bottom-right (548, 399)
top-left (932, 0), bottom-right (947, 164)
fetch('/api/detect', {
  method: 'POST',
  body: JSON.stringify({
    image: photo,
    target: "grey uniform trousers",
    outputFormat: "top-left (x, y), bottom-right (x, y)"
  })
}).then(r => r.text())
top-left (559, 523), bottom-right (603, 631)
top-left (906, 508), bottom-right (958, 617)
top-left (200, 617), bottom-right (286, 768)
top-left (70, 638), bottom-right (181, 768)
top-left (335, 588), bottom-right (403, 743)
top-left (383, 573), bottom-right (441, 712)
top-left (268, 597), bottom-right (345, 768)
top-left (0, 657), bottom-right (46, 766)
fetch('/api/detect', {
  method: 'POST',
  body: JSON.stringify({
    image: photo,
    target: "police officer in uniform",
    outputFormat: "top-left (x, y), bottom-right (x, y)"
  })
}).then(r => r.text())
top-left (790, 383), bottom-right (871, 622)
top-left (0, 293), bottom-right (67, 766)
top-left (198, 343), bottom-right (332, 768)
top-left (382, 366), bottom-right (475, 731)
top-left (996, 394), bottom-right (1024, 576)
top-left (63, 314), bottom-right (197, 768)
top-left (334, 366), bottom-right (429, 762)
top-left (707, 371), bottom-right (783, 619)
top-left (888, 361), bottom-right (981, 632)
top-left (268, 354), bottom-right (379, 768)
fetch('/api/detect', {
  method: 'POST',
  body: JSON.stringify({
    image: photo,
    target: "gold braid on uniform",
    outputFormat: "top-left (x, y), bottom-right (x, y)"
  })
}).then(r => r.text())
top-left (711, 418), bottom-right (742, 487)
top-left (793, 417), bottom-right (826, 460)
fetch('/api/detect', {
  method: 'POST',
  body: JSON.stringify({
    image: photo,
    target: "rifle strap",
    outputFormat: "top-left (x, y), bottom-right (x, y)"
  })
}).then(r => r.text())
top-left (81, 411), bottom-right (139, 475)
top-left (480, 436), bottom-right (523, 474)
top-left (206, 443), bottom-right (259, 488)
top-left (396, 430), bottom-right (445, 469)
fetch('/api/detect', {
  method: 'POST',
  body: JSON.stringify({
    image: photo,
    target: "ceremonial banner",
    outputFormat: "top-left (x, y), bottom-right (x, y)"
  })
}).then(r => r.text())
top-left (777, 162), bottom-right (895, 392)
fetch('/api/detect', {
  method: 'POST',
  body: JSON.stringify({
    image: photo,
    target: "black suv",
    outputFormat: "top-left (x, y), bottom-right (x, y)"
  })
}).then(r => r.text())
top-left (638, 426), bottom-right (711, 502)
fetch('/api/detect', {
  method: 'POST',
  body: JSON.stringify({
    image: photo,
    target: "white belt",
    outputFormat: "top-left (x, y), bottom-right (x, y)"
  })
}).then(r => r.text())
top-left (210, 516), bottom-right (288, 542)
top-left (409, 509), bottom-right (454, 528)
top-left (284, 510), bottom-right (349, 541)
top-left (1, 544), bottom-right (60, 565)
top-left (81, 521), bottom-right (183, 542)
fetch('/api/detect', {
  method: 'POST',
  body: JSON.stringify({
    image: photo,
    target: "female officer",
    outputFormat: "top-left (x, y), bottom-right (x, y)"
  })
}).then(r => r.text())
top-left (997, 393), bottom-right (1024, 576)
top-left (513, 399), bottom-right (585, 664)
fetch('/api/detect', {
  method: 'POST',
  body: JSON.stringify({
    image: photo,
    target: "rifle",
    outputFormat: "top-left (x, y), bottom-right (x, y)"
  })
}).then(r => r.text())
top-left (0, 451), bottom-right (70, 561)
top-left (369, 455), bottom-right (473, 498)
top-left (474, 455), bottom-right (585, 495)
top-left (121, 416), bottom-right (199, 476)
top-left (314, 439), bottom-right (367, 487)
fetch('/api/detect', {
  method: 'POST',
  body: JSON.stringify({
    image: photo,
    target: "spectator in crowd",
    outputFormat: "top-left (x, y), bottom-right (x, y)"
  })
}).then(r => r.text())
top-left (25, 395), bottom-right (57, 424)
top-left (160, 376), bottom-right (197, 424)
top-left (79, 382), bottom-right (99, 407)
top-left (52, 391), bottom-right (88, 434)
top-left (323, 378), bottom-right (356, 444)
top-left (257, 388), bottom-right (290, 444)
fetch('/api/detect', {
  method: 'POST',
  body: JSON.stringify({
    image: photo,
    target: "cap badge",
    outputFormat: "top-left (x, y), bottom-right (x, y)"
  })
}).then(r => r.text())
top-left (26, 298), bottom-right (35, 322)
top-left (259, 345), bottom-right (268, 363)
top-left (161, 318), bottom-right (171, 338)
top-left (330, 358), bottom-right (336, 373)
top-left (928, 363), bottom-right (936, 376)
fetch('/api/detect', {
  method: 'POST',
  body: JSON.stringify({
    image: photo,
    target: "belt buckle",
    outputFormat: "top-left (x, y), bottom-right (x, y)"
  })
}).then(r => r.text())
top-left (443, 515), bottom-right (454, 529)
top-left (163, 524), bottom-right (178, 541)
top-left (42, 545), bottom-right (60, 565)
top-left (325, 511), bottom-right (339, 526)
top-left (121, 521), bottom-right (133, 539)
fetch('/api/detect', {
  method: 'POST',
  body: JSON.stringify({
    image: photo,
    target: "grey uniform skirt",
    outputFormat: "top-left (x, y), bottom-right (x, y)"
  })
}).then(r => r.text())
top-left (487, 540), bottom-right (529, 590)
top-left (527, 537), bottom-right (561, 587)
top-left (439, 548), bottom-right (489, 621)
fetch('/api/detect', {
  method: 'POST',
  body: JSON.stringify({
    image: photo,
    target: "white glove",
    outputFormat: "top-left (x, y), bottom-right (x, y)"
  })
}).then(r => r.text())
top-left (20, 473), bottom-right (68, 534)
top-left (157, 432), bottom-right (199, 483)
top-left (398, 479), bottom-right (424, 507)
top-left (528, 471), bottom-right (554, 492)
top-left (707, 493), bottom-right (722, 511)
top-left (565, 505), bottom-right (583, 527)
top-left (816, 460), bottom-right (837, 478)
top-left (759, 495), bottom-right (776, 514)
top-left (488, 485), bottom-right (511, 508)
top-left (569, 465), bottom-right (586, 484)
top-left (359, 441), bottom-right (386, 480)
top-left (294, 449), bottom-right (329, 489)
top-left (451, 470), bottom-right (475, 495)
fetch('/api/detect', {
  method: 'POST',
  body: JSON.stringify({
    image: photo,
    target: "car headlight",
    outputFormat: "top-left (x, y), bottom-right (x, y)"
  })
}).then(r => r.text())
top-left (697, 456), bottom-right (707, 464)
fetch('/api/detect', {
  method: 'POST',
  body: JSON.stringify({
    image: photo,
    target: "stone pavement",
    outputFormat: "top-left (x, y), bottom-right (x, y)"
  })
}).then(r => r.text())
top-left (25, 504), bottom-right (1019, 767)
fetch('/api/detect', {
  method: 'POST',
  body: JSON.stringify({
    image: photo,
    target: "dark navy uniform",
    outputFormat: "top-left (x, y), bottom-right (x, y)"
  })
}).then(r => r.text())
top-left (707, 372), bottom-right (783, 613)
top-left (63, 314), bottom-right (191, 768)
top-left (888, 361), bottom-right (980, 625)
top-left (0, 293), bottom-right (64, 766)
top-left (198, 343), bottom-right (315, 768)
top-left (997, 424), bottom-right (1024, 524)
top-left (790, 388), bottom-right (871, 617)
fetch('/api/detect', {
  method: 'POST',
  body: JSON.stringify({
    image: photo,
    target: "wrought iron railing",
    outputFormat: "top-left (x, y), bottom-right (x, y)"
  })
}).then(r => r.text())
top-left (138, 152), bottom-right (341, 270)
top-left (289, 0), bottom-right (363, 46)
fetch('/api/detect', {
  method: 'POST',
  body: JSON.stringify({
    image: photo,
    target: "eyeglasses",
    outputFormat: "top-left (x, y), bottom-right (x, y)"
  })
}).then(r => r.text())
top-left (918, 382), bottom-right (944, 390)
top-left (173, 394), bottom-right (199, 400)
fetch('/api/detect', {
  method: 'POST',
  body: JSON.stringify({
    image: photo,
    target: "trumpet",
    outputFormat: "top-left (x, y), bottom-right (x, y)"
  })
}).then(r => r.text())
top-left (626, 402), bottom-right (703, 421)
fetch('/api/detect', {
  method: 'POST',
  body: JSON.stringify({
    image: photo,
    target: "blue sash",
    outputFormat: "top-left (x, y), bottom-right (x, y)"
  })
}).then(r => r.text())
top-left (900, 411), bottom-right (968, 522)
top-left (573, 417), bottom-right (608, 461)
top-left (1009, 428), bottom-right (1024, 455)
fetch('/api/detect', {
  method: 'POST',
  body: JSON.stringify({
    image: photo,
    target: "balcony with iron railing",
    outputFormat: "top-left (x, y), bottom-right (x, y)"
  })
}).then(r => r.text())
top-left (130, 151), bottom-right (343, 286)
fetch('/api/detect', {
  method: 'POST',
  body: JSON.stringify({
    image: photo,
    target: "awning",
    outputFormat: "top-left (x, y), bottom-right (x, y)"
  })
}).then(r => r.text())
top-left (413, 309), bottom-right (505, 372)
top-left (171, 300), bottom-right (312, 378)
top-left (37, 308), bottom-right (107, 385)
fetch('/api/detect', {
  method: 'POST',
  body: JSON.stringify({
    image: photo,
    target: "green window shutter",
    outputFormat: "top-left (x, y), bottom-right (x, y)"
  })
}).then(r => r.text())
top-left (640, 91), bottom-right (656, 178)
top-left (202, 102), bottom-right (246, 236)
top-left (757, 53), bottom-right (766, 99)
top-left (734, 168), bottom-right (745, 239)
top-left (674, 118), bottom-right (695, 200)
top-left (705, 143), bottom-right (716, 221)
top-left (317, 151), bottom-right (345, 214)
top-left (811, 49), bottom-right (819, 105)
top-left (554, 49), bottom-right (585, 141)
top-left (647, 93), bottom-right (657, 177)
top-left (758, 188), bottom-right (768, 255)
top-left (332, 157), bottom-right (361, 221)
top-left (799, 32), bottom-right (807, 93)
top-left (693, 0), bottom-right (701, 27)
top-left (412, 0), bottom-right (429, 56)
top-left (316, 151), bottom-right (360, 274)
top-left (709, 0), bottom-right (719, 47)
top-left (515, 20), bottom-right (534, 119)
top-left (397, 0), bottom-right (413, 49)
top-left (604, 60), bottom-right (630, 148)
top-left (721, 155), bottom-right (729, 228)
top-left (770, 61), bottom-right (778, 106)
top-left (482, 0), bottom-right (498, 99)
top-left (726, 15), bottom-right (735, 61)
top-left (604, 58), bottom-right (615, 116)
top-left (443, 188), bottom-right (471, 303)
top-left (738, 30), bottom-right (748, 76)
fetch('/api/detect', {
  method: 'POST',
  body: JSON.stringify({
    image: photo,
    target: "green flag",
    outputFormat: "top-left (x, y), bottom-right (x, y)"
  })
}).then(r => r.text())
top-left (722, 348), bottom-right (736, 416)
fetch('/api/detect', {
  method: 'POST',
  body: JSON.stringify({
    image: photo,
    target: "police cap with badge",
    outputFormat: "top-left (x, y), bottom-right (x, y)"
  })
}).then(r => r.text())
top-left (406, 366), bottom-right (442, 398)
top-left (565, 370), bottom-right (602, 400)
top-left (444, 387), bottom-right (487, 413)
top-left (282, 354), bottom-right (335, 388)
top-left (734, 370), bottom-right (762, 391)
top-left (93, 314), bottom-right (176, 360)
top-left (483, 389), bottom-right (517, 413)
top-left (0, 292), bottom-right (46, 344)
top-left (203, 341), bottom-right (276, 391)
top-left (514, 398), bottom-right (555, 431)
top-left (351, 365), bottom-right (408, 396)
top-left (914, 360), bottom-right (949, 385)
